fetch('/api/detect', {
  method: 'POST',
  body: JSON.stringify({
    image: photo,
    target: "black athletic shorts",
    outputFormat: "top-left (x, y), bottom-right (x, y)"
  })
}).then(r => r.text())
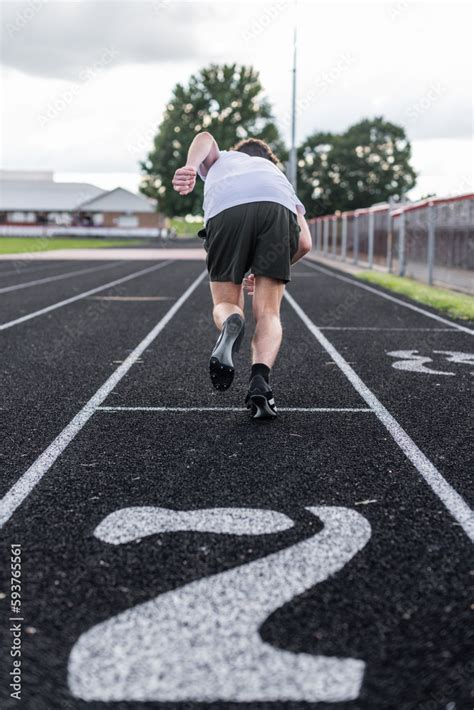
top-left (197, 201), bottom-right (301, 284)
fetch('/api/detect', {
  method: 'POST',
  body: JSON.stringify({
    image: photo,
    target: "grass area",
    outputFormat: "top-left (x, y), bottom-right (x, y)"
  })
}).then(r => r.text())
top-left (0, 238), bottom-right (147, 254)
top-left (357, 271), bottom-right (474, 321)
top-left (169, 216), bottom-right (203, 238)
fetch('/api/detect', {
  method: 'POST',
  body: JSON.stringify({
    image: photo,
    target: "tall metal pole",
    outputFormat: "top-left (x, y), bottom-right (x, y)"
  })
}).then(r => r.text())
top-left (289, 2), bottom-right (298, 190)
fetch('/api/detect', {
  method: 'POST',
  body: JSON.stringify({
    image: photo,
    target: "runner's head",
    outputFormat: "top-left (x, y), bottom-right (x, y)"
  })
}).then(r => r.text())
top-left (233, 138), bottom-right (279, 165)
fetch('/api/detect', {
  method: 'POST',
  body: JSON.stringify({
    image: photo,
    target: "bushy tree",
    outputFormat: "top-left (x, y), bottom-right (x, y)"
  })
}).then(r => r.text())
top-left (140, 64), bottom-right (286, 216)
top-left (297, 117), bottom-right (417, 217)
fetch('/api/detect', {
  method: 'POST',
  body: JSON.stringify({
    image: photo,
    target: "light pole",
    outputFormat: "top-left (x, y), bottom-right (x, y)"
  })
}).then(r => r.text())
top-left (288, 1), bottom-right (298, 190)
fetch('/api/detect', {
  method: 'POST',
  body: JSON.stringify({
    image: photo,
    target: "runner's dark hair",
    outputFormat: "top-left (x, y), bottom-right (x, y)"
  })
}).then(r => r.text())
top-left (233, 138), bottom-right (279, 165)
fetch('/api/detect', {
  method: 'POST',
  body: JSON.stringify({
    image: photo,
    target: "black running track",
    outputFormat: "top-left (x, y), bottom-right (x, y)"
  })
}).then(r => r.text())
top-left (0, 250), bottom-right (472, 710)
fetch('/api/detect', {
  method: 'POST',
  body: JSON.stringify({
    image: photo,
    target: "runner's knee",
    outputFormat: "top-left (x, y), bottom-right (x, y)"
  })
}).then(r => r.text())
top-left (253, 304), bottom-right (281, 322)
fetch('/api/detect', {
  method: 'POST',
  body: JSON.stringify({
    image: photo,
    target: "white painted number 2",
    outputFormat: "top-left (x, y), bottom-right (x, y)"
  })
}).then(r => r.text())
top-left (387, 349), bottom-right (474, 375)
top-left (68, 506), bottom-right (371, 704)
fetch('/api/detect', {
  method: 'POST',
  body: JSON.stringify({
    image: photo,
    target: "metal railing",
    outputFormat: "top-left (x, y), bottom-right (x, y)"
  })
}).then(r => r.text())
top-left (308, 193), bottom-right (474, 293)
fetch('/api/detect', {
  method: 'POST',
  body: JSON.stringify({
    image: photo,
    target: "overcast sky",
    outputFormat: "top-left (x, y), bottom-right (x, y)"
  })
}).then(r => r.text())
top-left (1, 0), bottom-right (472, 199)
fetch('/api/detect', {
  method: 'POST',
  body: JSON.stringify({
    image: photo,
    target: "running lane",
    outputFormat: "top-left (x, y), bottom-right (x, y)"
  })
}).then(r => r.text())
top-left (289, 260), bottom-right (474, 506)
top-left (0, 259), bottom-right (168, 327)
top-left (0, 267), bottom-right (471, 709)
top-left (0, 260), bottom-right (203, 495)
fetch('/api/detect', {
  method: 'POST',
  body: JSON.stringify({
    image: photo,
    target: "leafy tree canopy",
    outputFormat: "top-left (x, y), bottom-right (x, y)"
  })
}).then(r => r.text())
top-left (139, 64), bottom-right (286, 216)
top-left (297, 117), bottom-right (417, 217)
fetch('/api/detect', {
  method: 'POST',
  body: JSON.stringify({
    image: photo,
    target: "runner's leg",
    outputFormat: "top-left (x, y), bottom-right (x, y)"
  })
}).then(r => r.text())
top-left (251, 276), bottom-right (285, 368)
top-left (244, 276), bottom-right (284, 418)
top-left (209, 281), bottom-right (244, 330)
top-left (208, 281), bottom-right (245, 390)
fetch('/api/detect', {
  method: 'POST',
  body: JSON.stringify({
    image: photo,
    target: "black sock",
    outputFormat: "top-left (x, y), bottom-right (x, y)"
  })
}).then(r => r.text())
top-left (251, 363), bottom-right (270, 383)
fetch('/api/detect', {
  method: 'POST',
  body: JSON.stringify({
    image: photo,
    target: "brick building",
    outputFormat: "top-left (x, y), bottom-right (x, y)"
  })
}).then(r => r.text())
top-left (0, 170), bottom-right (164, 229)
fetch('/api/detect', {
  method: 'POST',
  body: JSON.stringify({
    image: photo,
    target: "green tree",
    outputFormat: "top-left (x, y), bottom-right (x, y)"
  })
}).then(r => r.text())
top-left (139, 64), bottom-right (286, 217)
top-left (297, 117), bottom-right (417, 217)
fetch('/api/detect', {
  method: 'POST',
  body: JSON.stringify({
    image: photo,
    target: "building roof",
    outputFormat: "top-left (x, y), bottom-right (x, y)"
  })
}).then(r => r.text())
top-left (0, 179), bottom-right (156, 213)
top-left (0, 179), bottom-right (106, 212)
top-left (79, 186), bottom-right (154, 213)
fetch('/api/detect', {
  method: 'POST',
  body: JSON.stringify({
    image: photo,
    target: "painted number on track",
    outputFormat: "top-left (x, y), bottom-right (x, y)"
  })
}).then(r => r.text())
top-left (68, 505), bottom-right (371, 704)
top-left (387, 350), bottom-right (474, 375)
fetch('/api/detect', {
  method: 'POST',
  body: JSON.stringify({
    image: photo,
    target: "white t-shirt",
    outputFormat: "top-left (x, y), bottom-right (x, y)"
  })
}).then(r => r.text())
top-left (197, 150), bottom-right (305, 224)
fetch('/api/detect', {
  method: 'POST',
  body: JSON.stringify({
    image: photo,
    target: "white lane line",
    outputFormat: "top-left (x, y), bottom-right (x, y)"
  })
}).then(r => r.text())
top-left (0, 261), bottom-right (123, 294)
top-left (318, 327), bottom-right (455, 332)
top-left (302, 259), bottom-right (474, 335)
top-left (0, 261), bottom-right (72, 278)
top-left (90, 296), bottom-right (175, 302)
top-left (285, 290), bottom-right (474, 542)
top-left (0, 261), bottom-right (172, 331)
top-left (0, 269), bottom-right (207, 529)
top-left (97, 406), bottom-right (373, 413)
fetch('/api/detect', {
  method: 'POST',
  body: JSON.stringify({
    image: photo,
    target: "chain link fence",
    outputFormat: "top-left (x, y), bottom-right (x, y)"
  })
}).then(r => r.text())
top-left (308, 193), bottom-right (473, 293)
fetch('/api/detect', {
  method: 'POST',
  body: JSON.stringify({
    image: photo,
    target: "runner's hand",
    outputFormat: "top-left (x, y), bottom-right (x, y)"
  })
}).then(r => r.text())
top-left (172, 166), bottom-right (197, 195)
top-left (243, 273), bottom-right (255, 296)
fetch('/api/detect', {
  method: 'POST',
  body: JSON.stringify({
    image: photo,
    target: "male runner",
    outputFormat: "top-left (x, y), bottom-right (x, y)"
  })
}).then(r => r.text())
top-left (172, 131), bottom-right (312, 419)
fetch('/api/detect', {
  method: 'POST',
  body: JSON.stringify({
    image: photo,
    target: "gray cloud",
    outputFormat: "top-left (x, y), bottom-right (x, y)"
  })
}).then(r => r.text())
top-left (0, 0), bottom-right (471, 160)
top-left (0, 1), bottom-right (212, 80)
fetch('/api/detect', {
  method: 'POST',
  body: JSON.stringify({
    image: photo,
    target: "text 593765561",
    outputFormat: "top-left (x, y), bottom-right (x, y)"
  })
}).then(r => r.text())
top-left (10, 544), bottom-right (23, 700)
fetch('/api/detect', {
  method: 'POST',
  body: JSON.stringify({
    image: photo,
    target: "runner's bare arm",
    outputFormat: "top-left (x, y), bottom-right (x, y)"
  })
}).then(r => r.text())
top-left (291, 212), bottom-right (312, 264)
top-left (172, 132), bottom-right (220, 196)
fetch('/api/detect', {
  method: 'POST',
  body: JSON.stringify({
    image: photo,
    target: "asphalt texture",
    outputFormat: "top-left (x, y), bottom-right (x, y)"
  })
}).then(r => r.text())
top-left (0, 247), bottom-right (473, 710)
